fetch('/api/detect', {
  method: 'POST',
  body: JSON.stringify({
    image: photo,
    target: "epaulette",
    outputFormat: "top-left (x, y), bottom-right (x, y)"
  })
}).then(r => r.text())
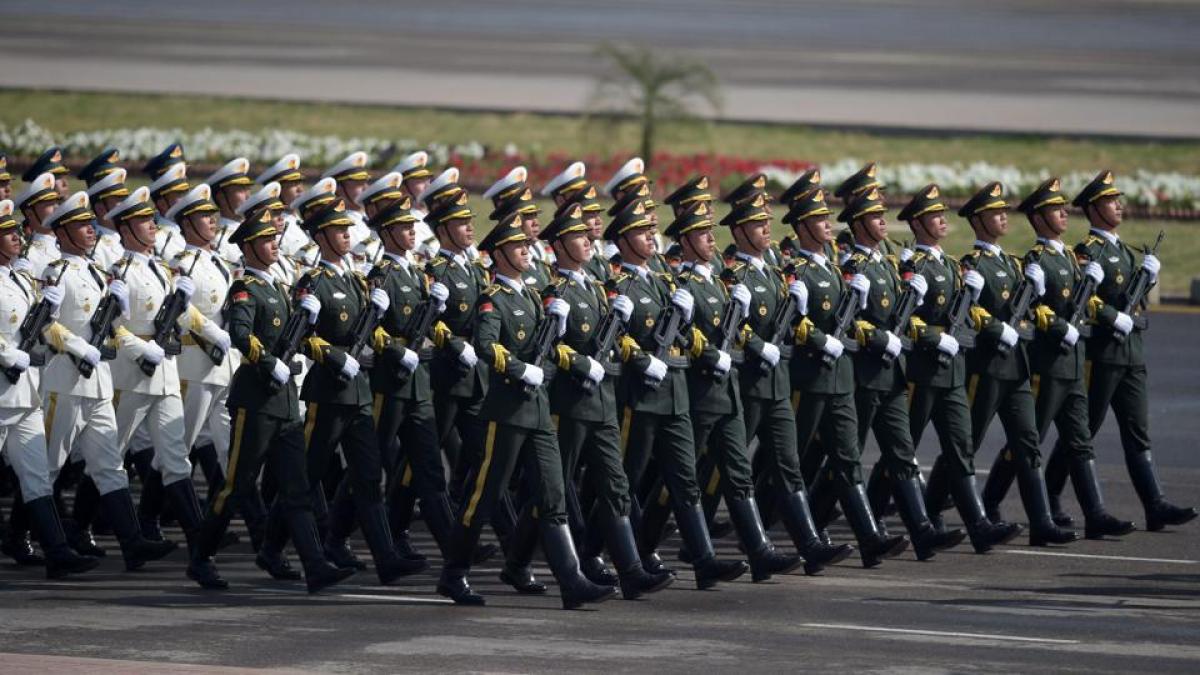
top-left (719, 266), bottom-right (739, 284)
top-left (429, 256), bottom-right (448, 268)
top-left (962, 249), bottom-right (982, 264)
top-left (482, 283), bottom-right (509, 296)
top-left (45, 259), bottom-right (68, 276)
top-left (910, 249), bottom-right (930, 264)
top-left (548, 274), bottom-right (569, 289)
top-left (239, 275), bottom-right (264, 286)
top-left (604, 271), bottom-right (631, 293)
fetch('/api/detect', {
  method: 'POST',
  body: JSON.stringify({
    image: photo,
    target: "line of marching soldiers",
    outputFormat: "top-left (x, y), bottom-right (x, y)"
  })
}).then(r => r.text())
top-left (0, 145), bottom-right (1193, 609)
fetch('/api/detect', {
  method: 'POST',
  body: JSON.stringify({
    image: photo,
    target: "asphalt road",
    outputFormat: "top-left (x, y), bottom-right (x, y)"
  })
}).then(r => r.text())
top-left (2, 0), bottom-right (1199, 136)
top-left (1, 309), bottom-right (1197, 673)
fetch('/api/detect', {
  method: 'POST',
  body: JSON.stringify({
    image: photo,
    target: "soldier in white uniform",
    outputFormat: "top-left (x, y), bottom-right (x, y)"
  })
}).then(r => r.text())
top-left (323, 151), bottom-right (376, 267)
top-left (147, 161), bottom-right (191, 263)
top-left (22, 147), bottom-right (72, 198)
top-left (356, 171), bottom-right (409, 270)
top-left (205, 158), bottom-right (253, 266)
top-left (0, 154), bottom-right (12, 201)
top-left (39, 192), bottom-right (178, 570)
top-left (289, 177), bottom-right (341, 274)
top-left (605, 157), bottom-right (665, 255)
top-left (83, 168), bottom-right (129, 270)
top-left (256, 154), bottom-right (311, 264)
top-left (391, 151), bottom-right (436, 260)
top-left (166, 185), bottom-right (238, 500)
top-left (106, 186), bottom-right (228, 583)
top-left (13, 173), bottom-right (62, 279)
top-left (238, 183), bottom-right (301, 287)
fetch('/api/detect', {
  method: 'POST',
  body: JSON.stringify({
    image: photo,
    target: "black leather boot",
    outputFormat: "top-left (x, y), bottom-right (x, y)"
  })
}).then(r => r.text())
top-left (170, 480), bottom-right (228, 589)
top-left (1069, 458), bottom-right (1135, 539)
top-left (133, 452), bottom-right (169, 540)
top-left (499, 506), bottom-right (547, 594)
top-left (949, 475), bottom-right (1023, 553)
top-left (840, 483), bottom-right (908, 568)
top-left (893, 477), bottom-right (965, 561)
top-left (727, 496), bottom-right (803, 582)
top-left (70, 476), bottom-right (106, 554)
top-left (358, 501), bottom-right (427, 584)
top-left (386, 487), bottom-right (425, 563)
top-left (980, 450), bottom-right (1017, 525)
top-left (100, 487), bottom-right (177, 570)
top-left (1, 493), bottom-right (43, 566)
top-left (636, 492), bottom-right (673, 562)
top-left (866, 462), bottom-right (896, 519)
top-left (325, 481), bottom-right (366, 570)
top-left (27, 496), bottom-right (99, 579)
top-left (1016, 462), bottom-right (1079, 546)
top-left (191, 443), bottom-right (225, 496)
top-left (254, 502), bottom-right (302, 580)
top-left (1044, 446), bottom-right (1074, 527)
top-left (436, 523), bottom-right (486, 606)
top-left (605, 514), bottom-right (674, 599)
top-left (287, 508), bottom-right (355, 593)
top-left (675, 502), bottom-right (747, 589)
top-left (923, 456), bottom-right (951, 529)
top-left (542, 522), bottom-right (618, 609)
top-left (778, 490), bottom-right (854, 575)
top-left (1126, 451), bottom-right (1197, 532)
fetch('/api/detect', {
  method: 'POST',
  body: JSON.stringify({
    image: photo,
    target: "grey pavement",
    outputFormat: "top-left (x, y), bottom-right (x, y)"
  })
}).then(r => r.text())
top-left (1, 0), bottom-right (1199, 136)
top-left (1, 310), bottom-right (1198, 672)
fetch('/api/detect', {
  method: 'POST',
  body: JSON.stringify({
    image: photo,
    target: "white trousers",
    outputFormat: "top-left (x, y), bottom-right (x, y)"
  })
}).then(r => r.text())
top-left (115, 390), bottom-right (191, 486)
top-left (0, 405), bottom-right (52, 500)
top-left (44, 392), bottom-right (129, 496)
top-left (181, 381), bottom-right (231, 471)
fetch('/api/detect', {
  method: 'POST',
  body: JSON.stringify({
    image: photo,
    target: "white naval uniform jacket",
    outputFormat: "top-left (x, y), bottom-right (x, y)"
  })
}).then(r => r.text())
top-left (215, 217), bottom-right (246, 267)
top-left (110, 253), bottom-right (218, 396)
top-left (39, 255), bottom-right (113, 400)
top-left (169, 247), bottom-right (239, 386)
top-left (25, 233), bottom-right (61, 279)
top-left (0, 267), bottom-right (42, 409)
top-left (92, 227), bottom-right (125, 271)
top-left (154, 220), bottom-right (186, 263)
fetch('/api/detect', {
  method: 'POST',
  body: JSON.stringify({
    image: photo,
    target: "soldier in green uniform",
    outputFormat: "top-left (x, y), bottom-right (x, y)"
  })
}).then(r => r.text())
top-left (977, 178), bottom-right (1135, 539)
top-left (606, 199), bottom-right (749, 587)
top-left (894, 184), bottom-right (1023, 553)
top-left (1051, 171), bottom-right (1194, 531)
top-left (185, 207), bottom-right (354, 593)
top-left (435, 212), bottom-right (618, 609)
top-left (664, 201), bottom-right (806, 580)
top-left (607, 183), bottom-right (671, 275)
top-left (556, 183), bottom-right (611, 283)
top-left (834, 163), bottom-right (906, 263)
top-left (778, 169), bottom-right (831, 263)
top-left (953, 182), bottom-right (1077, 546)
top-left (296, 200), bottom-right (426, 584)
top-left (719, 194), bottom-right (857, 572)
top-left (723, 174), bottom-right (786, 268)
top-left (487, 179), bottom-right (552, 289)
top-left (538, 202), bottom-right (675, 598)
top-left (784, 188), bottom-right (910, 567)
top-left (664, 175), bottom-right (722, 275)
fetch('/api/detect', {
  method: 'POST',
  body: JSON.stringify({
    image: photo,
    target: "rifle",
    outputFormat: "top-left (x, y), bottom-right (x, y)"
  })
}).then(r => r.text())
top-left (182, 251), bottom-right (228, 365)
top-left (266, 271), bottom-right (322, 393)
top-left (644, 293), bottom-right (685, 390)
top-left (823, 278), bottom-right (863, 365)
top-left (3, 265), bottom-right (65, 383)
top-left (522, 287), bottom-right (561, 397)
top-left (939, 258), bottom-right (979, 366)
top-left (580, 275), bottom-right (635, 393)
top-left (995, 274), bottom-right (1036, 356)
top-left (881, 259), bottom-right (926, 365)
top-left (138, 253), bottom-right (201, 375)
top-left (1059, 263), bottom-right (1099, 352)
top-left (1113, 230), bottom-right (1165, 344)
top-left (392, 279), bottom-right (440, 386)
top-left (758, 289), bottom-right (796, 374)
top-left (711, 294), bottom-right (746, 379)
top-left (339, 275), bottom-right (383, 382)
top-left (76, 256), bottom-right (131, 378)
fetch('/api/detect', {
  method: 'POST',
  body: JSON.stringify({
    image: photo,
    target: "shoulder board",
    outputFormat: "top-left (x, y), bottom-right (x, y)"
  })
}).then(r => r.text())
top-left (240, 275), bottom-right (265, 286)
top-left (45, 259), bottom-right (68, 275)
top-left (961, 250), bottom-right (982, 264)
top-left (1084, 235), bottom-right (1104, 248)
top-left (719, 266), bottom-right (739, 284)
top-left (656, 272), bottom-right (674, 282)
top-left (605, 272), bottom-right (631, 291)
top-left (429, 257), bottom-right (448, 268)
top-left (304, 268), bottom-right (326, 281)
top-left (910, 249), bottom-right (930, 263)
top-left (548, 275), bottom-right (569, 288)
top-left (482, 283), bottom-right (509, 297)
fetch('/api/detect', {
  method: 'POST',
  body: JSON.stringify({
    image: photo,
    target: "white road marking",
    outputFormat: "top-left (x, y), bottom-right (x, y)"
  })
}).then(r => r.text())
top-left (1003, 549), bottom-right (1198, 565)
top-left (802, 623), bottom-right (1079, 644)
top-left (255, 587), bottom-right (454, 604)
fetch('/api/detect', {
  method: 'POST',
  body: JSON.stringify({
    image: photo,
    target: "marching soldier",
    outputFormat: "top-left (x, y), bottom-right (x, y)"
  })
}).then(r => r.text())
top-left (0, 154), bottom-right (11, 201)
top-left (435, 211), bottom-right (618, 609)
top-left (22, 147), bottom-right (72, 198)
top-left (322, 151), bottom-right (377, 263)
top-left (389, 151), bottom-right (437, 259)
top-left (950, 182), bottom-right (1077, 546)
top-left (0, 198), bottom-right (98, 578)
top-left (893, 184), bottom-right (1024, 553)
top-left (13, 173), bottom-right (62, 278)
top-left (836, 190), bottom-right (966, 559)
top-left (978, 178), bottom-right (1135, 539)
top-left (237, 182), bottom-right (299, 285)
top-left (205, 158), bottom-right (254, 265)
top-left (484, 167), bottom-right (553, 288)
top-left (558, 184), bottom-right (611, 283)
top-left (539, 202), bottom-right (675, 597)
top-left (39, 192), bottom-right (178, 569)
top-left (784, 188), bottom-right (910, 567)
top-left (185, 206), bottom-right (355, 593)
top-left (834, 163), bottom-right (907, 262)
top-left (147, 162), bottom-right (190, 262)
top-left (83, 168), bottom-right (128, 270)
top-left (255, 154), bottom-right (311, 272)
top-left (1051, 171), bottom-right (1195, 530)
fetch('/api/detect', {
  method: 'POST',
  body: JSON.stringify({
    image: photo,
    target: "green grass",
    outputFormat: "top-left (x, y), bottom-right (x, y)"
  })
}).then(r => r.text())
top-left (4, 89), bottom-right (1199, 174)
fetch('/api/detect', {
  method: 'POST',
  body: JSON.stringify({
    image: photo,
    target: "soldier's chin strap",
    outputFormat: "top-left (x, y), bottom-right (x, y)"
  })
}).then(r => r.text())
top-left (909, 216), bottom-right (935, 246)
top-left (1085, 203), bottom-right (1119, 231)
top-left (968, 214), bottom-right (1002, 242)
top-left (119, 220), bottom-right (155, 250)
top-left (182, 214), bottom-right (215, 247)
top-left (553, 237), bottom-right (586, 267)
top-left (494, 245), bottom-right (524, 278)
top-left (851, 217), bottom-right (882, 247)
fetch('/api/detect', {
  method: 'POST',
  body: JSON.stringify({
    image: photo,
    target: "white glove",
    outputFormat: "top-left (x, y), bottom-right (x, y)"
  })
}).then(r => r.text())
top-left (963, 270), bottom-right (985, 301)
top-left (907, 274), bottom-right (928, 303)
top-left (65, 335), bottom-right (101, 365)
top-left (108, 280), bottom-right (130, 316)
top-left (1024, 262), bottom-right (1046, 298)
top-left (519, 363), bottom-right (545, 388)
top-left (644, 355), bottom-right (668, 382)
top-left (458, 341), bottom-right (478, 368)
top-left (1062, 323), bottom-right (1080, 347)
top-left (822, 337), bottom-right (845, 360)
top-left (731, 284), bottom-right (752, 316)
top-left (340, 353), bottom-right (361, 380)
top-left (174, 275), bottom-right (195, 299)
top-left (429, 282), bottom-right (449, 312)
top-left (1084, 261), bottom-right (1104, 285)
top-left (585, 356), bottom-right (605, 384)
top-left (1113, 311), bottom-right (1134, 335)
top-left (899, 247), bottom-right (914, 263)
top-left (139, 340), bottom-right (165, 365)
top-left (299, 295), bottom-right (321, 325)
top-left (0, 348), bottom-right (30, 371)
top-left (611, 295), bottom-right (633, 322)
top-left (849, 273), bottom-right (870, 309)
top-left (884, 331), bottom-right (902, 358)
top-left (270, 358), bottom-right (291, 384)
top-left (399, 347), bottom-right (419, 372)
top-left (936, 333), bottom-right (959, 356)
top-left (760, 341), bottom-right (781, 366)
top-left (199, 321), bottom-right (232, 352)
top-left (671, 288), bottom-right (694, 323)
top-left (787, 280), bottom-right (809, 315)
top-left (714, 350), bottom-right (732, 374)
top-left (11, 258), bottom-right (32, 274)
top-left (370, 287), bottom-right (390, 315)
top-left (998, 324), bottom-right (1019, 348)
top-left (41, 285), bottom-right (64, 308)
top-left (1141, 253), bottom-right (1160, 280)
top-left (547, 297), bottom-right (570, 337)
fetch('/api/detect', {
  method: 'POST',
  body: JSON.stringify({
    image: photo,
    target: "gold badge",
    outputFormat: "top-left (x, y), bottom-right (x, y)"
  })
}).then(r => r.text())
top-left (936, 294), bottom-right (946, 305)
top-left (758, 305), bottom-right (768, 316)
top-left (881, 296), bottom-right (891, 308)
top-left (459, 302), bottom-right (468, 312)
top-left (517, 329), bottom-right (526, 340)
top-left (822, 298), bottom-right (832, 311)
top-left (8, 314), bottom-right (16, 324)
top-left (1062, 287), bottom-right (1071, 298)
top-left (146, 300), bottom-right (154, 311)
top-left (645, 317), bottom-right (655, 328)
top-left (83, 303), bottom-right (92, 313)
top-left (403, 305), bottom-right (412, 315)
top-left (273, 317), bottom-right (282, 327)
top-left (1116, 274), bottom-right (1124, 285)
top-left (211, 293), bottom-right (219, 305)
top-left (581, 322), bottom-right (591, 333)
top-left (1001, 289), bottom-right (1010, 300)
top-left (339, 311), bottom-right (349, 322)
top-left (713, 316), bottom-right (721, 326)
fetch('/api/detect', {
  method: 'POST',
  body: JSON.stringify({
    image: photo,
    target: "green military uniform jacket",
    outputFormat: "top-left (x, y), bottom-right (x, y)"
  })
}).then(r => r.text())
top-left (677, 263), bottom-right (742, 416)
top-left (299, 262), bottom-right (374, 406)
top-left (904, 246), bottom-right (968, 389)
top-left (368, 253), bottom-right (434, 401)
top-left (609, 264), bottom-right (694, 416)
top-left (225, 268), bottom-right (300, 421)
top-left (1074, 228), bottom-right (1151, 366)
top-left (545, 268), bottom-right (620, 424)
top-left (844, 245), bottom-right (907, 392)
top-left (721, 254), bottom-right (791, 401)
top-left (426, 249), bottom-right (489, 399)
top-left (961, 244), bottom-right (1031, 382)
top-left (1025, 240), bottom-right (1086, 381)
top-left (788, 251), bottom-right (855, 395)
top-left (583, 250), bottom-right (611, 284)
